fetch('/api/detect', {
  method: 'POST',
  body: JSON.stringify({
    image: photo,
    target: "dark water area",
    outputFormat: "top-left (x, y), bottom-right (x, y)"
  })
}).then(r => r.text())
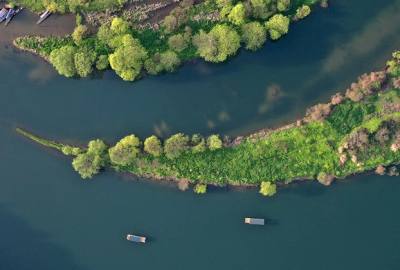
top-left (0, 0), bottom-right (400, 269)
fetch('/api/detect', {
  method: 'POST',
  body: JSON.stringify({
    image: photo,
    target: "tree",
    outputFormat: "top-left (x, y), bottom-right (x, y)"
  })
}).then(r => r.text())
top-left (193, 183), bottom-right (207, 194)
top-left (207, 135), bottom-right (223, 151)
top-left (109, 135), bottom-right (141, 166)
top-left (193, 24), bottom-right (240, 63)
top-left (259, 181), bottom-right (276, 196)
top-left (228, 3), bottom-right (246, 25)
top-left (144, 55), bottom-right (164, 75)
top-left (96, 55), bottom-right (109, 70)
top-left (109, 34), bottom-right (148, 81)
top-left (72, 24), bottom-right (88, 45)
top-left (250, 0), bottom-right (270, 19)
top-left (61, 145), bottom-right (82, 156)
top-left (168, 34), bottom-right (188, 52)
top-left (74, 51), bottom-right (95, 77)
top-left (276, 0), bottom-right (290, 12)
top-left (191, 134), bottom-right (206, 153)
top-left (49, 45), bottom-right (77, 77)
top-left (295, 5), bottom-right (311, 20)
top-left (164, 133), bottom-right (189, 159)
top-left (160, 50), bottom-right (181, 72)
top-left (163, 15), bottom-right (178, 33)
top-left (241, 22), bottom-right (266, 51)
top-left (72, 139), bottom-right (107, 179)
top-left (265, 14), bottom-right (290, 40)
top-left (387, 51), bottom-right (400, 77)
top-left (97, 23), bottom-right (113, 45)
top-left (144, 135), bottom-right (163, 157)
top-left (110, 17), bottom-right (129, 35)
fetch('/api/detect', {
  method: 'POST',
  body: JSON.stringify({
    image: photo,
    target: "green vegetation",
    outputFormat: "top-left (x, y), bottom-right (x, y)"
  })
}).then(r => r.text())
top-left (14, 0), bottom-right (324, 81)
top-left (16, 52), bottom-right (400, 195)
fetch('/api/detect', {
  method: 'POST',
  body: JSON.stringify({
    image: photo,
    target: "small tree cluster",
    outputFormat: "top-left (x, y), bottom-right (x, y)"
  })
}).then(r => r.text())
top-left (72, 139), bottom-right (108, 179)
top-left (193, 183), bottom-right (207, 194)
top-left (345, 72), bottom-right (386, 102)
top-left (294, 5), bottom-right (311, 20)
top-left (109, 135), bottom-right (141, 166)
top-left (265, 14), bottom-right (290, 40)
top-left (259, 181), bottom-right (276, 196)
top-left (386, 51), bottom-right (400, 77)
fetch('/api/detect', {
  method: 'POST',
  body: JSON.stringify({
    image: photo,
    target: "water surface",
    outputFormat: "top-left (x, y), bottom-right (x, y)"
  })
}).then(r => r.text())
top-left (1, 0), bottom-right (400, 269)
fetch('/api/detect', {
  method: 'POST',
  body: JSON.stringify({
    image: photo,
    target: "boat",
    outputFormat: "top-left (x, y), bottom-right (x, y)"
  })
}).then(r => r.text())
top-left (4, 8), bottom-right (15, 25)
top-left (36, 10), bottom-right (51, 25)
top-left (126, 234), bottom-right (146, 243)
top-left (0, 8), bottom-right (8, 22)
top-left (4, 7), bottom-right (23, 26)
top-left (244, 217), bottom-right (265, 225)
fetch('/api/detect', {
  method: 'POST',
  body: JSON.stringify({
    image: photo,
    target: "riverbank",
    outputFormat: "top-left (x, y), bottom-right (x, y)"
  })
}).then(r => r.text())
top-left (17, 51), bottom-right (400, 195)
top-left (13, 0), bottom-right (327, 81)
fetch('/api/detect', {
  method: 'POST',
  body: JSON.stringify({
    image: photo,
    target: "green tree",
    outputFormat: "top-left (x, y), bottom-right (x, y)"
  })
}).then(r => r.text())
top-left (61, 145), bottom-right (82, 156)
top-left (49, 45), bottom-right (77, 77)
top-left (109, 135), bottom-right (141, 166)
top-left (72, 139), bottom-right (107, 179)
top-left (144, 55), bottom-right (164, 75)
top-left (163, 15), bottom-right (178, 33)
top-left (144, 135), bottom-right (163, 157)
top-left (110, 17), bottom-right (129, 35)
top-left (164, 133), bottom-right (189, 159)
top-left (191, 134), bottom-right (206, 153)
top-left (241, 22), bottom-right (267, 51)
top-left (228, 3), bottom-right (246, 25)
top-left (295, 5), bottom-right (311, 20)
top-left (109, 35), bottom-right (148, 81)
top-left (74, 51), bottom-right (95, 77)
top-left (259, 181), bottom-right (276, 196)
top-left (160, 50), bottom-right (181, 72)
top-left (96, 55), bottom-right (109, 70)
top-left (72, 24), bottom-right (88, 45)
top-left (250, 0), bottom-right (271, 20)
top-left (387, 51), bottom-right (400, 77)
top-left (193, 24), bottom-right (240, 63)
top-left (194, 183), bottom-right (207, 194)
top-left (276, 0), bottom-right (290, 12)
top-left (207, 134), bottom-right (223, 151)
top-left (168, 34), bottom-right (188, 52)
top-left (265, 14), bottom-right (290, 40)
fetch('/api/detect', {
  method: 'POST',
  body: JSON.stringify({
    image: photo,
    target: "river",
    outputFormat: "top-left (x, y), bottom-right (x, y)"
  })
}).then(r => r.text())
top-left (1, 0), bottom-right (400, 269)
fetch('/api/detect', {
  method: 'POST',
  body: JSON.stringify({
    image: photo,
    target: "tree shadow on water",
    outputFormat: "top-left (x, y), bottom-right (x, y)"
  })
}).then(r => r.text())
top-left (0, 205), bottom-right (88, 270)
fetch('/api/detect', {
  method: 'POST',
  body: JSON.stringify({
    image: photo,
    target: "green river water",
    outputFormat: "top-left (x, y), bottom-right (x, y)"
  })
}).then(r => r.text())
top-left (0, 0), bottom-right (400, 269)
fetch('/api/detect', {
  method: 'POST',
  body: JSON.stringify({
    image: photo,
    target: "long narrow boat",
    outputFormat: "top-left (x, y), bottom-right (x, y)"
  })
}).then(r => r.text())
top-left (4, 8), bottom-right (15, 25)
top-left (244, 217), bottom-right (265, 225)
top-left (0, 8), bottom-right (8, 22)
top-left (5, 7), bottom-right (22, 26)
top-left (126, 234), bottom-right (146, 243)
top-left (36, 10), bottom-right (51, 25)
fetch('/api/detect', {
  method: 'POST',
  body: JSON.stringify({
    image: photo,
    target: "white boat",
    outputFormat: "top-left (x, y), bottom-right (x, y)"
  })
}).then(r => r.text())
top-left (36, 10), bottom-right (51, 24)
top-left (244, 217), bottom-right (265, 225)
top-left (126, 234), bottom-right (146, 243)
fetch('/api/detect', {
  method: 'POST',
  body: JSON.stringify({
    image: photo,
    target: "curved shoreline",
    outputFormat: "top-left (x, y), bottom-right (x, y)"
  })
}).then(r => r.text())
top-left (15, 51), bottom-right (400, 194)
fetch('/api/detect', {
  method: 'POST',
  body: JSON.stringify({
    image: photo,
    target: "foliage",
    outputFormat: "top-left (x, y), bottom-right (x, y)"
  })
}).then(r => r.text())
top-left (193, 24), bottom-right (240, 62)
top-left (241, 22), bottom-right (267, 51)
top-left (228, 3), bottom-right (246, 26)
top-left (159, 50), bottom-right (181, 72)
top-left (72, 139), bottom-right (107, 179)
top-left (168, 34), bottom-right (188, 53)
top-left (49, 45), bottom-right (77, 77)
top-left (144, 135), bottom-right (163, 157)
top-left (109, 35), bottom-right (148, 81)
top-left (387, 51), bottom-right (400, 77)
top-left (72, 25), bottom-right (88, 45)
top-left (295, 5), bottom-right (311, 20)
top-left (194, 183), bottom-right (207, 194)
top-left (74, 50), bottom-right (95, 77)
top-left (259, 181), bottom-right (277, 196)
top-left (164, 133), bottom-right (190, 159)
top-left (96, 55), bottom-right (109, 70)
top-left (207, 135), bottom-right (223, 151)
top-left (109, 135), bottom-right (141, 166)
top-left (265, 14), bottom-right (290, 40)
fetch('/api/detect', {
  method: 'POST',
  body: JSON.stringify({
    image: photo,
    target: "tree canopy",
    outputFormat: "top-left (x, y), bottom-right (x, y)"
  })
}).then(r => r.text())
top-left (109, 135), bottom-right (141, 166)
top-left (265, 14), bottom-right (290, 40)
top-left (241, 22), bottom-right (267, 51)
top-left (49, 45), bottom-right (77, 77)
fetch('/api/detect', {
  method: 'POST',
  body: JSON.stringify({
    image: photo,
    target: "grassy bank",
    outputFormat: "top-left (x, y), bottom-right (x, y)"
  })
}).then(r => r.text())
top-left (13, 0), bottom-right (325, 81)
top-left (16, 51), bottom-right (400, 195)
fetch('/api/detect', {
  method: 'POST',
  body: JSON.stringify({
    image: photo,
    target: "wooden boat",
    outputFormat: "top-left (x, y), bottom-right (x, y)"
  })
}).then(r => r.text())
top-left (5, 7), bottom-right (22, 26)
top-left (0, 8), bottom-right (8, 22)
top-left (244, 217), bottom-right (265, 225)
top-left (126, 234), bottom-right (146, 243)
top-left (36, 10), bottom-right (51, 25)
